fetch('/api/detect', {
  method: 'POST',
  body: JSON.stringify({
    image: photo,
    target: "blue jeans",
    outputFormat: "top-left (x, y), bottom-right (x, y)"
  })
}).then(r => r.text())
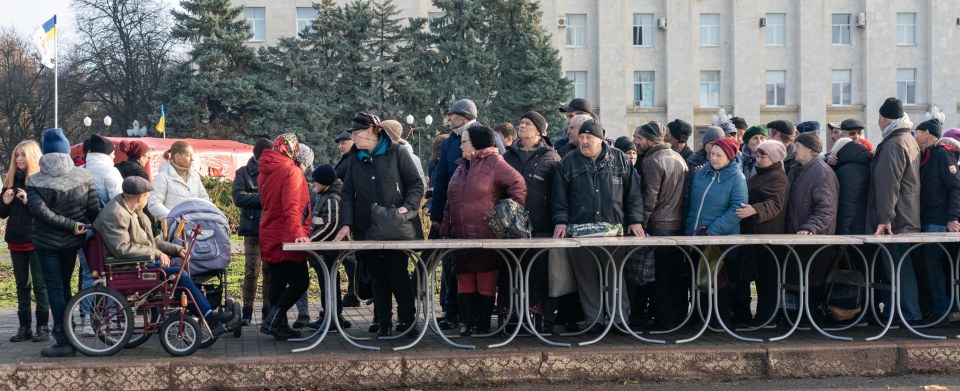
top-left (152, 266), bottom-right (212, 318)
top-left (36, 248), bottom-right (78, 342)
top-left (884, 243), bottom-right (922, 321)
top-left (920, 225), bottom-right (951, 316)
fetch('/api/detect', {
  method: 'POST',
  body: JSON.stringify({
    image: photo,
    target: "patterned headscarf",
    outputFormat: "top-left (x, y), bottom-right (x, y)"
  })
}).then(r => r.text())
top-left (273, 132), bottom-right (300, 160)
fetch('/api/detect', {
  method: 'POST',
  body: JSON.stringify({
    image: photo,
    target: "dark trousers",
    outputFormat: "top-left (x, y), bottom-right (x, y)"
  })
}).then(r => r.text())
top-left (268, 261), bottom-right (310, 325)
top-left (11, 250), bottom-right (49, 325)
top-left (241, 236), bottom-right (271, 309)
top-left (363, 250), bottom-right (416, 325)
top-left (648, 229), bottom-right (684, 326)
top-left (441, 255), bottom-right (458, 317)
top-left (36, 248), bottom-right (77, 341)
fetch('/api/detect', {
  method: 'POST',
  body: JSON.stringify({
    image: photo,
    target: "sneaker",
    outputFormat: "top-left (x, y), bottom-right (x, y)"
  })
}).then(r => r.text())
top-left (292, 314), bottom-right (310, 329)
top-left (40, 341), bottom-right (75, 357)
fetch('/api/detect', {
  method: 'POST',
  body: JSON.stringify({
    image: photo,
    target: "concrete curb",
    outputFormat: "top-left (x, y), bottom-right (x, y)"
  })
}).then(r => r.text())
top-left (4, 341), bottom-right (960, 390)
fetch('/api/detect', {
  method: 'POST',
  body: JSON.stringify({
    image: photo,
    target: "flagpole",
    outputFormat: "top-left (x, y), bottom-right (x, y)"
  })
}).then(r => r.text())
top-left (53, 18), bottom-right (58, 129)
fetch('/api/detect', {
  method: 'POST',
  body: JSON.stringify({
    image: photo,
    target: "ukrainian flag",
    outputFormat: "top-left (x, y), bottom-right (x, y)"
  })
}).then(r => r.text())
top-left (156, 105), bottom-right (165, 134)
top-left (32, 15), bottom-right (56, 68)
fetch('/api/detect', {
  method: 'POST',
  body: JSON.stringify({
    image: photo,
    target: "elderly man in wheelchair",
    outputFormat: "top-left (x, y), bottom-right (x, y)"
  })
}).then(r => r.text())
top-left (92, 176), bottom-right (234, 337)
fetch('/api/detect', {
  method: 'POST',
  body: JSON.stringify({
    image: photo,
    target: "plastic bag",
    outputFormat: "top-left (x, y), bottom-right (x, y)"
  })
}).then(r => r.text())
top-left (548, 248), bottom-right (576, 297)
top-left (567, 222), bottom-right (622, 238)
top-left (489, 198), bottom-right (532, 239)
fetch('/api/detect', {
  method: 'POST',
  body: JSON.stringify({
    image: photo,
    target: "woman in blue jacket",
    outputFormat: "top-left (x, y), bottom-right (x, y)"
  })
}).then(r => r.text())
top-left (685, 137), bottom-right (748, 236)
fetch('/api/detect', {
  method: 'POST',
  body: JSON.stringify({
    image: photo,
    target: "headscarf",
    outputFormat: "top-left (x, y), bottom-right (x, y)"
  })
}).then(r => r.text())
top-left (273, 132), bottom-right (300, 160)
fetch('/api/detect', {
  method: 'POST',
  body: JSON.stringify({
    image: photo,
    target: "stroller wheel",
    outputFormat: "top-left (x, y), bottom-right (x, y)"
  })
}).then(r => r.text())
top-left (65, 287), bottom-right (132, 357)
top-left (159, 314), bottom-right (201, 356)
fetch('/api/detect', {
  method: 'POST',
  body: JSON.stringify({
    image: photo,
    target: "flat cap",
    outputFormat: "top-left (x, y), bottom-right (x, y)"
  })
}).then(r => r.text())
top-left (122, 176), bottom-right (154, 195)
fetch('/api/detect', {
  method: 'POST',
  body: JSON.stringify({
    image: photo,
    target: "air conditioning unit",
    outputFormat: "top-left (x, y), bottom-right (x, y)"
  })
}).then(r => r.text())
top-left (633, 100), bottom-right (644, 109)
top-left (759, 17), bottom-right (767, 27)
top-left (856, 12), bottom-right (867, 28)
top-left (558, 17), bottom-right (568, 27)
top-left (658, 17), bottom-right (667, 30)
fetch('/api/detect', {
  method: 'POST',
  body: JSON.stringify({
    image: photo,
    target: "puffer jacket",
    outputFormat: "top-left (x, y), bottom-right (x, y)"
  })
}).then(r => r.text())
top-left (740, 161), bottom-right (789, 235)
top-left (640, 143), bottom-right (688, 231)
top-left (148, 161), bottom-right (210, 219)
top-left (341, 139), bottom-right (425, 239)
top-left (786, 158), bottom-right (839, 234)
top-left (310, 179), bottom-right (342, 241)
top-left (0, 170), bottom-right (35, 245)
top-left (867, 124), bottom-right (921, 233)
top-left (503, 138), bottom-right (561, 233)
top-left (115, 159), bottom-right (149, 180)
top-left (442, 148), bottom-right (526, 274)
top-left (430, 121), bottom-right (505, 222)
top-left (685, 157), bottom-right (747, 235)
top-left (231, 156), bottom-right (262, 237)
top-left (552, 143), bottom-right (644, 227)
top-left (258, 149), bottom-right (311, 264)
top-left (833, 141), bottom-right (872, 234)
top-left (26, 153), bottom-right (100, 251)
top-left (85, 152), bottom-right (124, 203)
top-left (919, 141), bottom-right (960, 226)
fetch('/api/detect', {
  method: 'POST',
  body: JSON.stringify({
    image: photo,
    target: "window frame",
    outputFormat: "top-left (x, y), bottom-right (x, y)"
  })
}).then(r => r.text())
top-left (700, 71), bottom-right (721, 107)
top-left (896, 13), bottom-right (916, 45)
top-left (700, 14), bottom-right (720, 47)
top-left (896, 68), bottom-right (917, 105)
top-left (633, 71), bottom-right (655, 107)
top-left (565, 14), bottom-right (587, 48)
top-left (831, 13), bottom-right (851, 45)
top-left (296, 7), bottom-right (318, 35)
top-left (765, 13), bottom-right (786, 46)
top-left (244, 7), bottom-right (266, 42)
top-left (567, 71), bottom-right (587, 101)
top-left (831, 69), bottom-right (852, 106)
top-left (765, 70), bottom-right (786, 107)
top-left (632, 13), bottom-right (654, 47)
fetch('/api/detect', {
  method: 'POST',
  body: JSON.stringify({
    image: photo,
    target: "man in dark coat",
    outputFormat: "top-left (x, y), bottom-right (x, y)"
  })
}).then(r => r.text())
top-left (554, 98), bottom-right (594, 154)
top-left (913, 118), bottom-right (960, 323)
top-left (831, 138), bottom-right (872, 235)
top-left (334, 131), bottom-right (354, 180)
top-left (666, 119), bottom-right (694, 160)
top-left (232, 138), bottom-right (273, 325)
top-left (552, 119), bottom-right (644, 332)
top-left (767, 120), bottom-right (799, 174)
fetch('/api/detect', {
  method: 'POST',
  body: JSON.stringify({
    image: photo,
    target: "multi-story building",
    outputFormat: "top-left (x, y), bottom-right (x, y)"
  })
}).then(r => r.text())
top-left (233, 0), bottom-right (960, 145)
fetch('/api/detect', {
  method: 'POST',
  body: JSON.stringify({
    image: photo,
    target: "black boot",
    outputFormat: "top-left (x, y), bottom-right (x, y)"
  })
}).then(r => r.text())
top-left (273, 316), bottom-right (301, 340)
top-left (458, 293), bottom-right (476, 337)
top-left (376, 322), bottom-right (392, 338)
top-left (260, 305), bottom-right (272, 322)
top-left (241, 307), bottom-right (253, 326)
top-left (476, 295), bottom-right (495, 334)
top-left (40, 330), bottom-right (75, 358)
top-left (11, 311), bottom-right (31, 342)
top-left (33, 310), bottom-right (49, 342)
top-left (259, 306), bottom-right (280, 336)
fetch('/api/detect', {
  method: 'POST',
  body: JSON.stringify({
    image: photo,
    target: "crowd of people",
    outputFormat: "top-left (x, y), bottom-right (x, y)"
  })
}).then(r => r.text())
top-left (3, 93), bottom-right (960, 357)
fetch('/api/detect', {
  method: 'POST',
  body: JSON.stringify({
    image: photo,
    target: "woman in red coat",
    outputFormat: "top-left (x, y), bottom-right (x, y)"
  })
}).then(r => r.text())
top-left (258, 133), bottom-right (311, 340)
top-left (441, 125), bottom-right (527, 336)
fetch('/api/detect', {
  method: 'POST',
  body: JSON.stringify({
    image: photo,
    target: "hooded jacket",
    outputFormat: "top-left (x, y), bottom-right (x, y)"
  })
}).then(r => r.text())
top-left (115, 159), bottom-right (149, 180)
top-left (740, 161), bottom-right (789, 235)
top-left (84, 152), bottom-right (124, 203)
top-left (26, 153), bottom-right (100, 250)
top-left (341, 140), bottom-right (425, 239)
top-left (258, 149), bottom-right (311, 264)
top-left (503, 138), bottom-right (561, 233)
top-left (640, 143), bottom-right (688, 231)
top-left (0, 170), bottom-right (35, 245)
top-left (552, 143), bottom-right (644, 227)
top-left (786, 158), bottom-right (839, 234)
top-left (685, 157), bottom-right (747, 236)
top-left (867, 123), bottom-right (921, 233)
top-left (232, 156), bottom-right (262, 237)
top-left (442, 147), bottom-right (526, 274)
top-left (919, 141), bottom-right (960, 226)
top-left (430, 120), bottom-right (505, 222)
top-left (833, 141), bottom-right (872, 234)
top-left (147, 161), bottom-right (210, 219)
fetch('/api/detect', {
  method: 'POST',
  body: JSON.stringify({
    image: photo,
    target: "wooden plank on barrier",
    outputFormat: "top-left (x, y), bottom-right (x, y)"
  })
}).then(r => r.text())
top-left (381, 239), bottom-right (481, 250)
top-left (666, 236), bottom-right (770, 246)
top-left (849, 233), bottom-right (960, 244)
top-left (283, 242), bottom-right (385, 251)
top-left (762, 234), bottom-right (863, 245)
top-left (571, 236), bottom-right (677, 247)
top-left (479, 238), bottom-right (580, 249)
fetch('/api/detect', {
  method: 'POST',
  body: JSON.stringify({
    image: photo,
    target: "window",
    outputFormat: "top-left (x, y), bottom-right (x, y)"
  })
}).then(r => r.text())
top-left (427, 12), bottom-right (445, 34)
top-left (700, 71), bottom-right (720, 107)
top-left (565, 14), bottom-right (586, 47)
top-left (700, 14), bottom-right (720, 46)
top-left (765, 71), bottom-right (786, 107)
top-left (832, 14), bottom-right (851, 45)
top-left (632, 14), bottom-right (654, 47)
top-left (296, 7), bottom-right (318, 34)
top-left (765, 13), bottom-right (785, 46)
top-left (244, 7), bottom-right (265, 42)
top-left (633, 71), bottom-right (654, 107)
top-left (831, 70), bottom-right (852, 105)
top-left (897, 68), bottom-right (916, 104)
top-left (897, 13), bottom-right (916, 45)
top-left (567, 71), bottom-right (587, 100)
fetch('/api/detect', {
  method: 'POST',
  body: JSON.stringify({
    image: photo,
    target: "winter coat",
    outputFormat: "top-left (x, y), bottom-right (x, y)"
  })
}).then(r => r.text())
top-left (867, 124), bottom-right (921, 233)
top-left (148, 161), bottom-right (210, 219)
top-left (678, 145), bottom-right (694, 160)
top-left (341, 139), bottom-right (425, 239)
top-left (26, 153), bottom-right (100, 251)
top-left (557, 142), bottom-right (578, 158)
top-left (85, 152), bottom-right (124, 204)
top-left (0, 170), bottom-right (34, 245)
top-left (442, 148), bottom-right (526, 274)
top-left (399, 141), bottom-right (426, 186)
top-left (429, 121), bottom-right (505, 222)
top-left (740, 145), bottom-right (759, 182)
top-left (335, 152), bottom-right (351, 181)
top-left (115, 159), bottom-right (149, 180)
top-left (685, 148), bottom-right (708, 174)
top-left (93, 195), bottom-right (182, 260)
top-left (552, 143), bottom-right (644, 227)
top-left (639, 143), bottom-right (688, 231)
top-left (786, 158), bottom-right (839, 234)
top-left (503, 138), bottom-right (561, 233)
top-left (919, 141), bottom-right (960, 226)
top-left (783, 142), bottom-right (798, 175)
top-left (684, 158), bottom-right (747, 236)
top-left (258, 149), bottom-right (311, 264)
top-left (740, 161), bottom-right (789, 235)
top-left (833, 141), bottom-right (872, 234)
top-left (232, 156), bottom-right (262, 237)
top-left (310, 179), bottom-right (342, 242)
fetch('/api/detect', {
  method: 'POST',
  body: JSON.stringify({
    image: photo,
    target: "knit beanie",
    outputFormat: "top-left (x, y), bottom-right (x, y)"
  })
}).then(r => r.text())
top-left (88, 134), bottom-right (115, 155)
top-left (713, 138), bottom-right (739, 162)
top-left (378, 120), bottom-right (404, 143)
top-left (944, 128), bottom-right (960, 142)
top-left (916, 119), bottom-right (943, 138)
top-left (636, 121), bottom-right (665, 143)
top-left (253, 138), bottom-right (273, 159)
top-left (311, 163), bottom-right (337, 186)
top-left (757, 140), bottom-right (787, 163)
top-left (830, 137), bottom-right (852, 156)
top-left (667, 119), bottom-right (693, 143)
top-left (796, 121), bottom-right (821, 134)
top-left (613, 136), bottom-right (636, 154)
top-left (448, 99), bottom-right (478, 120)
top-left (578, 120), bottom-right (604, 139)
top-left (879, 97), bottom-right (905, 119)
top-left (466, 125), bottom-right (496, 150)
top-left (520, 111), bottom-right (547, 136)
top-left (743, 125), bottom-right (768, 144)
top-left (297, 143), bottom-right (314, 169)
top-left (120, 140), bottom-right (148, 160)
top-left (41, 128), bottom-right (70, 155)
top-left (730, 116), bottom-right (748, 131)
top-left (794, 132), bottom-right (823, 154)
top-left (702, 126), bottom-right (725, 147)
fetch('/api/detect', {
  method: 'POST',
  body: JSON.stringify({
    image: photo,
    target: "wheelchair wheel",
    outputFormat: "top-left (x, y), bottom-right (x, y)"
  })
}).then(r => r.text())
top-left (159, 314), bottom-right (201, 356)
top-left (125, 307), bottom-right (160, 349)
top-left (65, 287), bottom-right (132, 357)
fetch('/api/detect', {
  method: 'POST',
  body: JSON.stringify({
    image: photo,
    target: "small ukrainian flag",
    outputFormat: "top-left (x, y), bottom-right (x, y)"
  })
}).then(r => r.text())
top-left (32, 15), bottom-right (56, 68)
top-left (156, 105), bottom-right (165, 134)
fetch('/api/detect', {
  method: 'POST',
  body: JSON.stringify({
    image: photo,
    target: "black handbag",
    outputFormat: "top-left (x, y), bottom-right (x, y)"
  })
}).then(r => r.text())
top-left (354, 256), bottom-right (373, 301)
top-left (367, 203), bottom-right (417, 240)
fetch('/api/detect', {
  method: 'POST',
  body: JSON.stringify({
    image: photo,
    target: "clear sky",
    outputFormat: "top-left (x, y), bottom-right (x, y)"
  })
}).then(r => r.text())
top-left (5, 0), bottom-right (76, 42)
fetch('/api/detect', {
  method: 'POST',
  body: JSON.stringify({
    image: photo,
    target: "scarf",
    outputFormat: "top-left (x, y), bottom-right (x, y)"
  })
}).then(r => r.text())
top-left (357, 137), bottom-right (389, 161)
top-left (170, 161), bottom-right (190, 183)
top-left (881, 114), bottom-right (913, 139)
top-left (273, 132), bottom-right (300, 160)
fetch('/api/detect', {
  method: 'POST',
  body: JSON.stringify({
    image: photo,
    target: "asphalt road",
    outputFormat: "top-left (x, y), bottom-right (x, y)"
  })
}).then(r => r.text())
top-left (447, 375), bottom-right (960, 391)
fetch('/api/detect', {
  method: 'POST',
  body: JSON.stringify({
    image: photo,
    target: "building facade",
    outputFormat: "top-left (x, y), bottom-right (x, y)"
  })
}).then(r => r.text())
top-left (233, 0), bottom-right (960, 146)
